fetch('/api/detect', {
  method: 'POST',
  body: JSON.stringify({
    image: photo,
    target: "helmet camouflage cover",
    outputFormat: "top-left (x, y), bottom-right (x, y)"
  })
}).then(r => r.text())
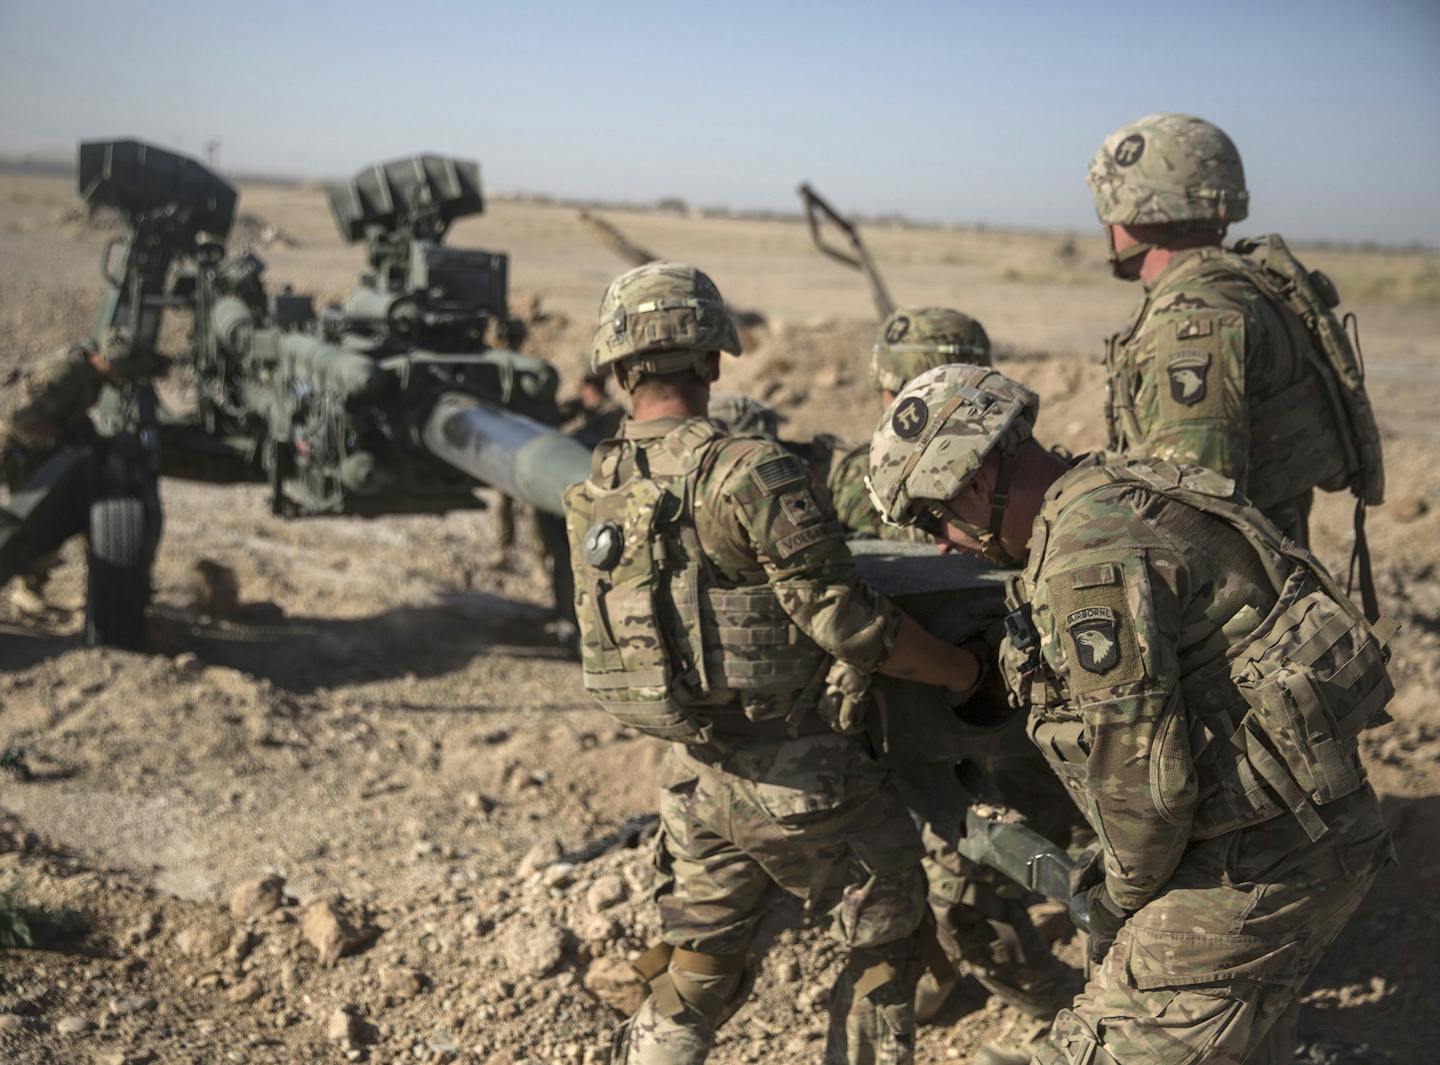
top-left (869, 306), bottom-right (991, 393)
top-left (708, 390), bottom-right (783, 439)
top-left (591, 261), bottom-right (741, 382)
top-left (1087, 112), bottom-right (1249, 227)
top-left (867, 364), bottom-right (1039, 526)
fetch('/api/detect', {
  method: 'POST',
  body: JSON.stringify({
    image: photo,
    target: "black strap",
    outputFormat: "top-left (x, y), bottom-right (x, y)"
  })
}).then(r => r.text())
top-left (1347, 498), bottom-right (1380, 622)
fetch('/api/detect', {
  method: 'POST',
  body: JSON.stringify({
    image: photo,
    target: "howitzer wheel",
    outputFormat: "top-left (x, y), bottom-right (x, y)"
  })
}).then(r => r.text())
top-left (85, 497), bottom-right (151, 649)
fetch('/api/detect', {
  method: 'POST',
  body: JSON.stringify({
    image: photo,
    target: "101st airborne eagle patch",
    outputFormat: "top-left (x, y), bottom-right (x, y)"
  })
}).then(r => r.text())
top-left (1166, 349), bottom-right (1211, 407)
top-left (1067, 606), bottom-right (1120, 674)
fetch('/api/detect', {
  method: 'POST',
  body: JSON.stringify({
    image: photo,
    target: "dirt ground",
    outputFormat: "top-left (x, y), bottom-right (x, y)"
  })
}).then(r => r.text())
top-left (1, 170), bottom-right (1438, 1065)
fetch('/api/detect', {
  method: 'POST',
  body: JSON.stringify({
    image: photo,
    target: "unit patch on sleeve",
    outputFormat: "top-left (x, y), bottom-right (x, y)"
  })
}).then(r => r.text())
top-left (780, 487), bottom-right (823, 527)
top-left (1166, 349), bottom-right (1211, 407)
top-left (750, 455), bottom-right (807, 496)
top-left (1067, 606), bottom-right (1120, 674)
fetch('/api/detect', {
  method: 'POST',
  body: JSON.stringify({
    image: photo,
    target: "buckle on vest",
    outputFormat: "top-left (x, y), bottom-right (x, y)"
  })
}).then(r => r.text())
top-left (1003, 603), bottom-right (1041, 675)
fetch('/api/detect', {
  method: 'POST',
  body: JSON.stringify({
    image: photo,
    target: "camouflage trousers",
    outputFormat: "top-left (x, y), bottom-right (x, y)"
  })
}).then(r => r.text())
top-left (921, 829), bottom-right (1077, 1018)
top-left (618, 735), bottom-right (928, 1065)
top-left (921, 714), bottom-right (1086, 1017)
top-left (1035, 786), bottom-right (1392, 1065)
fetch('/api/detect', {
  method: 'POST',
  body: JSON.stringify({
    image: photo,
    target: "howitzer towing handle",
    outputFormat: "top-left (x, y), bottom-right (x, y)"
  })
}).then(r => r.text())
top-left (421, 393), bottom-right (592, 517)
top-left (797, 182), bottom-right (895, 319)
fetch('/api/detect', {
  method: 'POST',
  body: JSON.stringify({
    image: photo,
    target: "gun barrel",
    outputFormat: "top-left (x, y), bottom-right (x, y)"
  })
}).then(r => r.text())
top-left (422, 393), bottom-right (590, 517)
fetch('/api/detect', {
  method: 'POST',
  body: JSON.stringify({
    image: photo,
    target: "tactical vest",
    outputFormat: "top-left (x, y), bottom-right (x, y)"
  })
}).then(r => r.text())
top-left (1102, 241), bottom-right (1381, 515)
top-left (563, 419), bottom-right (829, 743)
top-left (1010, 458), bottom-right (1398, 842)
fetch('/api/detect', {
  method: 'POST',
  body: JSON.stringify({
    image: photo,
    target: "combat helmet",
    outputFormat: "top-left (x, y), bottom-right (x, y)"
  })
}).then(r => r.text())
top-left (709, 391), bottom-right (783, 439)
top-left (1087, 113), bottom-right (1249, 227)
top-left (869, 307), bottom-right (991, 394)
top-left (591, 262), bottom-right (741, 388)
top-left (867, 364), bottom-right (1038, 562)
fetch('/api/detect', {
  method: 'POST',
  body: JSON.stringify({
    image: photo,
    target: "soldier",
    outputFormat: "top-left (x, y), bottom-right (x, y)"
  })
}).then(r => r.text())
top-left (565, 262), bottom-right (984, 1065)
top-left (1, 329), bottom-right (135, 611)
top-left (870, 306), bottom-right (991, 408)
top-left (1090, 113), bottom-right (1384, 554)
top-left (871, 309), bottom-right (1084, 1058)
top-left (868, 364), bottom-right (1397, 1064)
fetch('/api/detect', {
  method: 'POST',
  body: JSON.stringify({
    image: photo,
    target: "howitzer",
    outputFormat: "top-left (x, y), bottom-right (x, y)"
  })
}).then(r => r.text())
top-left (797, 182), bottom-right (895, 319)
top-left (3, 139), bottom-right (592, 647)
top-left (853, 540), bottom-right (1090, 932)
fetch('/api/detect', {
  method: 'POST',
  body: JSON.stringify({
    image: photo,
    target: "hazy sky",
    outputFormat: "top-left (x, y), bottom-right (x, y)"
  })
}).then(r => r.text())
top-left (3, 0), bottom-right (1438, 244)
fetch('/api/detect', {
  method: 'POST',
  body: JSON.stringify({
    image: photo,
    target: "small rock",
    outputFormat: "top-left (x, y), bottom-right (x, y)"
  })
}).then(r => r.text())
top-left (302, 898), bottom-right (372, 966)
top-left (582, 913), bottom-right (623, 943)
top-left (226, 977), bottom-right (263, 1004)
top-left (56, 1015), bottom-right (93, 1034)
top-left (542, 862), bottom-right (577, 889)
top-left (380, 965), bottom-right (425, 1000)
top-left (501, 919), bottom-right (567, 978)
top-left (123, 910), bottom-right (161, 946)
top-left (583, 955), bottom-right (646, 1015)
top-left (586, 874), bottom-right (628, 912)
top-left (325, 1007), bottom-right (358, 1046)
top-left (108, 994), bottom-right (155, 1016)
top-left (173, 651), bottom-right (202, 676)
top-left (517, 839), bottom-right (563, 879)
top-left (176, 920), bottom-right (233, 961)
top-left (460, 911), bottom-right (491, 936)
top-left (230, 875), bottom-right (287, 921)
top-left (775, 956), bottom-right (801, 983)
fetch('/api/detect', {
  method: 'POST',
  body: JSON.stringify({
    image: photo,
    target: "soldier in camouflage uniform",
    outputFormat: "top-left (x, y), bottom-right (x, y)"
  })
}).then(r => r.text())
top-left (564, 263), bottom-right (984, 1065)
top-left (1, 329), bottom-right (135, 610)
top-left (869, 364), bottom-right (1397, 1065)
top-left (710, 387), bottom-right (1081, 1061)
top-left (870, 306), bottom-right (992, 407)
top-left (873, 309), bottom-right (1087, 1058)
top-left (1090, 113), bottom-right (1374, 548)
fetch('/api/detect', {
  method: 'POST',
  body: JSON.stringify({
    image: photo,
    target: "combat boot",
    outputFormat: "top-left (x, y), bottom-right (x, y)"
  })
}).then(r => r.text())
top-left (975, 1012), bottom-right (1052, 1065)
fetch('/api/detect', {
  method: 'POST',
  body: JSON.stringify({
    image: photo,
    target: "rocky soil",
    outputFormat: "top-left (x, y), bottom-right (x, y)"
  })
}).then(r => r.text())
top-left (2, 174), bottom-right (1438, 1063)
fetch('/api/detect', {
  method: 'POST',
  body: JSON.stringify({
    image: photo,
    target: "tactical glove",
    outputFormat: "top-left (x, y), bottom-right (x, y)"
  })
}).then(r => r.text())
top-left (1084, 883), bottom-right (1129, 968)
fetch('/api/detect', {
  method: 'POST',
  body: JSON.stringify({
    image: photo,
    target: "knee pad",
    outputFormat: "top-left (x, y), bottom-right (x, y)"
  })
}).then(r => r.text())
top-left (631, 943), bottom-right (754, 1030)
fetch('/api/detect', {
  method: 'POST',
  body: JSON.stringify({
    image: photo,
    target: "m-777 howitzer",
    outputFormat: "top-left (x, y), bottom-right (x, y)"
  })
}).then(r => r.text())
top-left (1, 139), bottom-right (591, 647)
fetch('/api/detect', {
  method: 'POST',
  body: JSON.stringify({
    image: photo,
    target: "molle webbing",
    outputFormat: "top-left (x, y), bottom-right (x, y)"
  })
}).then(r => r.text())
top-left (1046, 460), bottom-right (1397, 838)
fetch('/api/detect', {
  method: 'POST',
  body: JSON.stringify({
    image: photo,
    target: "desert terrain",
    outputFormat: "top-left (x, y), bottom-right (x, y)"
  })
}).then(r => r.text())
top-left (1, 169), bottom-right (1437, 1064)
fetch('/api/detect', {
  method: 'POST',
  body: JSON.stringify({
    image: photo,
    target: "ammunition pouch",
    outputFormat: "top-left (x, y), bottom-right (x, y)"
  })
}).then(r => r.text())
top-left (1035, 458), bottom-right (1400, 842)
top-left (566, 421), bottom-right (829, 744)
top-left (1212, 569), bottom-right (1399, 840)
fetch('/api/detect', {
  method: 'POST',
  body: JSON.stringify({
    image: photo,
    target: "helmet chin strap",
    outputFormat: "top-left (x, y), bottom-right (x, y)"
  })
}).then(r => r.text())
top-left (949, 447), bottom-right (1019, 567)
top-left (1106, 234), bottom-right (1153, 282)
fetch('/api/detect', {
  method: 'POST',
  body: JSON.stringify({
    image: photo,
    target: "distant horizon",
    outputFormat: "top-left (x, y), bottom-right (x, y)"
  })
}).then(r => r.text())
top-left (4, 148), bottom-right (1434, 256)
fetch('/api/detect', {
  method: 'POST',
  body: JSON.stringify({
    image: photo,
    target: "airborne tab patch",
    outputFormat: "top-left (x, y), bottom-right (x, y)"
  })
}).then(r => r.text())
top-left (750, 455), bottom-right (807, 496)
top-left (1066, 606), bottom-right (1120, 675)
